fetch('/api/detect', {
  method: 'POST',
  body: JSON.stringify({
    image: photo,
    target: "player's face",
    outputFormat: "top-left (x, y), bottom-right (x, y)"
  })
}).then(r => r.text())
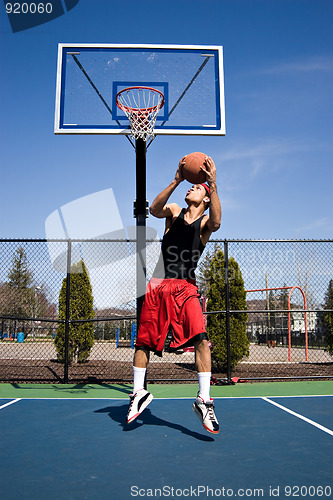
top-left (185, 184), bottom-right (206, 205)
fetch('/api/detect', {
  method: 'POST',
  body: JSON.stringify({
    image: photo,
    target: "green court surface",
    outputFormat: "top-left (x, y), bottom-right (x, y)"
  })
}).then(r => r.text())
top-left (1, 380), bottom-right (332, 399)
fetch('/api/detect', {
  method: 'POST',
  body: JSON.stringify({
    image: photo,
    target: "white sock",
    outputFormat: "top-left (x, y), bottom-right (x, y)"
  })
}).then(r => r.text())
top-left (133, 366), bottom-right (146, 394)
top-left (198, 372), bottom-right (211, 402)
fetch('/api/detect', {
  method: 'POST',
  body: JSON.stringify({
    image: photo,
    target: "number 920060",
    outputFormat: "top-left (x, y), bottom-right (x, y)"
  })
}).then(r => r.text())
top-left (285, 485), bottom-right (332, 497)
top-left (6, 3), bottom-right (53, 14)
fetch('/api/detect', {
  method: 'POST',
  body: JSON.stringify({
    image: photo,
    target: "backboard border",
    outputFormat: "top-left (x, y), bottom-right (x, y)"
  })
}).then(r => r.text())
top-left (54, 43), bottom-right (226, 136)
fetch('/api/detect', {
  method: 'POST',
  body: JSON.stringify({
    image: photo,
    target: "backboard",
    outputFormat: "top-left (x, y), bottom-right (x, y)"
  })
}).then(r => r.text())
top-left (54, 43), bottom-right (225, 136)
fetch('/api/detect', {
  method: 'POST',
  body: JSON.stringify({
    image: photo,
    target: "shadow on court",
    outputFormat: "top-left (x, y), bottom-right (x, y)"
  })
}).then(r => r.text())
top-left (8, 381), bottom-right (132, 396)
top-left (95, 403), bottom-right (214, 442)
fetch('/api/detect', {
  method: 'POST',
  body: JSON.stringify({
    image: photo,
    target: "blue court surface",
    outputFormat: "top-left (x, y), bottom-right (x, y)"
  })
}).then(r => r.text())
top-left (1, 391), bottom-right (332, 500)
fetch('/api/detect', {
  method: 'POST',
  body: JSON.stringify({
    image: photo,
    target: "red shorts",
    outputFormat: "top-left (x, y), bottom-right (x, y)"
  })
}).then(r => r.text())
top-left (136, 278), bottom-right (206, 355)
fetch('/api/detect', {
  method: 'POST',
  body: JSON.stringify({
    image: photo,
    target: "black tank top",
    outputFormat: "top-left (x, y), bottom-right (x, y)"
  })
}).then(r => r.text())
top-left (153, 209), bottom-right (205, 280)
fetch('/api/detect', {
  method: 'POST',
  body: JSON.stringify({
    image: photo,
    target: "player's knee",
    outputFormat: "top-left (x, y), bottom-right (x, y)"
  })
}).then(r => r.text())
top-left (134, 346), bottom-right (150, 364)
top-left (135, 345), bottom-right (149, 354)
top-left (193, 335), bottom-right (210, 352)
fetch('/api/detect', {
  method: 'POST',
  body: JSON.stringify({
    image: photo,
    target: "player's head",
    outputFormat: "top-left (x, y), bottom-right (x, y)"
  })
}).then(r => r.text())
top-left (185, 183), bottom-right (210, 210)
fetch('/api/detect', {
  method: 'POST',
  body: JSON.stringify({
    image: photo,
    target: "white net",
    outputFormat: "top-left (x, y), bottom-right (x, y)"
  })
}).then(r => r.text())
top-left (116, 87), bottom-right (164, 141)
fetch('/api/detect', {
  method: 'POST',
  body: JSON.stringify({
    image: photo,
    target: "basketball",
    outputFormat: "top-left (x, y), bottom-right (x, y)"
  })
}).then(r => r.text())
top-left (181, 152), bottom-right (207, 184)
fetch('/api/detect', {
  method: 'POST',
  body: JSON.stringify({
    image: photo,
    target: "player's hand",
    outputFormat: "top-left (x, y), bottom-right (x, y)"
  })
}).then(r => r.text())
top-left (175, 156), bottom-right (186, 184)
top-left (200, 156), bottom-right (216, 184)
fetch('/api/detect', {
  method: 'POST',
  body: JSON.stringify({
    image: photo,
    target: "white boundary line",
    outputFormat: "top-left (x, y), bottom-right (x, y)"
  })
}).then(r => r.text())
top-left (0, 394), bottom-right (332, 400)
top-left (262, 397), bottom-right (333, 436)
top-left (0, 398), bottom-right (22, 410)
top-left (0, 394), bottom-right (332, 401)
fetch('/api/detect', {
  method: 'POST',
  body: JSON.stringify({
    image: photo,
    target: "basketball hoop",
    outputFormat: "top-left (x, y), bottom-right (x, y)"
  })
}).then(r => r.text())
top-left (116, 86), bottom-right (165, 142)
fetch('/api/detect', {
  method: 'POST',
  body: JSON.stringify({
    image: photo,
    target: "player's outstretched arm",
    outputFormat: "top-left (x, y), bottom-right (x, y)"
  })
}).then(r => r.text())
top-left (201, 156), bottom-right (221, 234)
top-left (149, 157), bottom-right (185, 218)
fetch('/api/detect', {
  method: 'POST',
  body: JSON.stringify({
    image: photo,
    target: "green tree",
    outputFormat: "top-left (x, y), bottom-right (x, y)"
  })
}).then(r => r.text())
top-left (278, 285), bottom-right (289, 309)
top-left (8, 246), bottom-right (33, 289)
top-left (104, 322), bottom-right (113, 340)
top-left (196, 242), bottom-right (219, 297)
top-left (55, 260), bottom-right (95, 363)
top-left (204, 248), bottom-right (249, 370)
top-left (94, 324), bottom-right (104, 341)
top-left (321, 279), bottom-right (333, 355)
top-left (4, 247), bottom-right (35, 334)
top-left (1, 247), bottom-right (56, 339)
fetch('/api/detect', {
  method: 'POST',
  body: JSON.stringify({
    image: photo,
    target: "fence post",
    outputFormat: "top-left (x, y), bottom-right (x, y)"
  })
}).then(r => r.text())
top-left (224, 239), bottom-right (232, 383)
top-left (64, 239), bottom-right (71, 384)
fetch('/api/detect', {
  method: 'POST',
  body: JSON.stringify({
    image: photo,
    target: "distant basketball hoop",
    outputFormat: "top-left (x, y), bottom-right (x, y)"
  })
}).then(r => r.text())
top-left (116, 86), bottom-right (165, 141)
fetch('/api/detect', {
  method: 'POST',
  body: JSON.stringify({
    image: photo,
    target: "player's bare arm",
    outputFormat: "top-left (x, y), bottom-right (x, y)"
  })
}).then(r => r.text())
top-left (149, 157), bottom-right (186, 219)
top-left (200, 156), bottom-right (221, 246)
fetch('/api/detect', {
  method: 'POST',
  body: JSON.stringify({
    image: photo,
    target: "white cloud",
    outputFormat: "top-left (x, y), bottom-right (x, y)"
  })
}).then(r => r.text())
top-left (220, 138), bottom-right (308, 161)
top-left (220, 195), bottom-right (241, 210)
top-left (250, 160), bottom-right (265, 179)
top-left (214, 138), bottom-right (316, 195)
top-left (260, 56), bottom-right (333, 75)
top-left (296, 217), bottom-right (333, 234)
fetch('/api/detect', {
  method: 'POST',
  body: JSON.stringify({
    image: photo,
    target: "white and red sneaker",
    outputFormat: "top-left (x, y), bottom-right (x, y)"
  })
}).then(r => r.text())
top-left (192, 394), bottom-right (220, 434)
top-left (126, 389), bottom-right (154, 424)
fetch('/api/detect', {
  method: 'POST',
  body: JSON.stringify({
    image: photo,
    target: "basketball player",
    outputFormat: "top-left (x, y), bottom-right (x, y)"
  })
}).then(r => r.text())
top-left (127, 155), bottom-right (221, 434)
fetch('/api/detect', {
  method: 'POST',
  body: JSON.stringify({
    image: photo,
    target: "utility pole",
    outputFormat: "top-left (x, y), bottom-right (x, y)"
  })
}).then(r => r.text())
top-left (265, 273), bottom-right (270, 331)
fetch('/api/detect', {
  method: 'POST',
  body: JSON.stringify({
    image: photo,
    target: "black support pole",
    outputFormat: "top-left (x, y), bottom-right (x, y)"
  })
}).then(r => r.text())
top-left (135, 138), bottom-right (147, 324)
top-left (224, 239), bottom-right (232, 383)
top-left (135, 138), bottom-right (148, 389)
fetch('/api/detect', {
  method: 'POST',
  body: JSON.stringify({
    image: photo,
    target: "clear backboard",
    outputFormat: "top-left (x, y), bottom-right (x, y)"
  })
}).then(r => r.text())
top-left (54, 43), bottom-right (225, 136)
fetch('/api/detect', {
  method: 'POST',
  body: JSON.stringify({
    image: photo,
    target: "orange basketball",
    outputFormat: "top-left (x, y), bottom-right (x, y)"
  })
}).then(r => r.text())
top-left (181, 152), bottom-right (207, 184)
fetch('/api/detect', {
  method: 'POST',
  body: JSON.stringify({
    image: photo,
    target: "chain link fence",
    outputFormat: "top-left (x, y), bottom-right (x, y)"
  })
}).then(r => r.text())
top-left (0, 238), bottom-right (332, 383)
top-left (219, 240), bottom-right (333, 381)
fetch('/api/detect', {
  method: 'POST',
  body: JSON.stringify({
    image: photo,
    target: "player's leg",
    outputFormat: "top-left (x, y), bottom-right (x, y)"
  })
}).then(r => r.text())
top-left (177, 292), bottom-right (219, 433)
top-left (127, 279), bottom-right (161, 424)
top-left (194, 336), bottom-right (211, 400)
top-left (127, 347), bottom-right (153, 424)
top-left (133, 347), bottom-right (149, 391)
top-left (192, 337), bottom-right (219, 434)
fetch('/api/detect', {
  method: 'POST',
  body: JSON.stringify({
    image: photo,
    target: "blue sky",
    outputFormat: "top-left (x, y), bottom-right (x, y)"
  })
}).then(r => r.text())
top-left (0, 0), bottom-right (332, 240)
